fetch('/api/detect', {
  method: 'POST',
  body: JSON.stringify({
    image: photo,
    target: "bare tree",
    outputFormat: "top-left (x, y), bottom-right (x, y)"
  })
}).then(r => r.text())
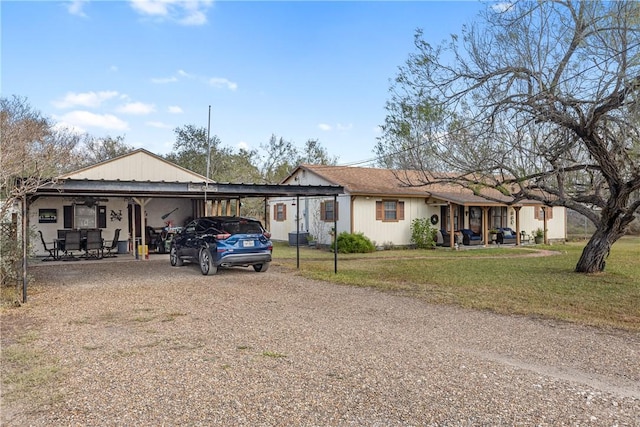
top-left (1, 95), bottom-right (79, 219)
top-left (376, 1), bottom-right (640, 273)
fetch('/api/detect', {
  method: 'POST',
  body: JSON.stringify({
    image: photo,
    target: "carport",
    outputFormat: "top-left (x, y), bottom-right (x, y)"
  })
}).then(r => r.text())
top-left (17, 149), bottom-right (344, 302)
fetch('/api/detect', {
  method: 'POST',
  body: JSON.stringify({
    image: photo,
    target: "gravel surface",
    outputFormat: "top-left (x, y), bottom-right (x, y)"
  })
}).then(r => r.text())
top-left (2, 258), bottom-right (639, 426)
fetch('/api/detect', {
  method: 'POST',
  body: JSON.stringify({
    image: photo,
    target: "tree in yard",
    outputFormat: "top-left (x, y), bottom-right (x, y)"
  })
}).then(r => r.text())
top-left (73, 135), bottom-right (135, 169)
top-left (375, 1), bottom-right (640, 273)
top-left (260, 134), bottom-right (300, 184)
top-left (1, 95), bottom-right (80, 291)
top-left (1, 95), bottom-right (80, 220)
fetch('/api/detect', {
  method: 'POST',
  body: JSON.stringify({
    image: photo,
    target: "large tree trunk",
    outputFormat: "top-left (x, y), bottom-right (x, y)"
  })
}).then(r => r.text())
top-left (575, 225), bottom-right (626, 273)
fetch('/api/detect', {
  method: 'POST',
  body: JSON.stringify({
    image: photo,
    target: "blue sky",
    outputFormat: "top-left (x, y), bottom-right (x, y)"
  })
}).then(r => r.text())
top-left (2, 0), bottom-right (488, 166)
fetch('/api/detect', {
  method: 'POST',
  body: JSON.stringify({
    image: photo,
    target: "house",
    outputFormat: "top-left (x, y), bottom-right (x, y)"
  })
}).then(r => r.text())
top-left (28, 150), bottom-right (342, 258)
top-left (268, 164), bottom-right (566, 248)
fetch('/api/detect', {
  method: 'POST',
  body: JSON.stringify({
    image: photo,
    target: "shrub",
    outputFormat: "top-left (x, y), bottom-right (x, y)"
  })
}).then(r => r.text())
top-left (410, 218), bottom-right (436, 249)
top-left (335, 232), bottom-right (375, 254)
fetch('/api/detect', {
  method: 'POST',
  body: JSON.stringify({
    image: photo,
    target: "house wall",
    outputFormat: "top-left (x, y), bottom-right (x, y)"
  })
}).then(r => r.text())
top-left (63, 150), bottom-right (206, 182)
top-left (351, 196), bottom-right (439, 246)
top-left (268, 194), bottom-right (351, 245)
top-left (519, 206), bottom-right (566, 240)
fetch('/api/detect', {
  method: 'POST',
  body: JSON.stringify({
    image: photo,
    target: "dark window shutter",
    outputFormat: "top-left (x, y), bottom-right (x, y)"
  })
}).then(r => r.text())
top-left (334, 201), bottom-right (339, 221)
top-left (273, 205), bottom-right (277, 220)
top-left (98, 206), bottom-right (107, 228)
top-left (283, 204), bottom-right (286, 220)
top-left (63, 205), bottom-right (73, 229)
top-left (376, 201), bottom-right (383, 220)
top-left (320, 202), bottom-right (326, 221)
top-left (398, 201), bottom-right (405, 220)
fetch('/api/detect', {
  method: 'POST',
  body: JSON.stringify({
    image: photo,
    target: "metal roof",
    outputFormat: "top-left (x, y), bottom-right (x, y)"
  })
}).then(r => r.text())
top-left (32, 179), bottom-right (344, 199)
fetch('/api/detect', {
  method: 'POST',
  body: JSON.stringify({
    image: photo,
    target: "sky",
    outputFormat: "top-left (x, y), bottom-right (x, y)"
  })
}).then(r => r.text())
top-left (2, 0), bottom-right (489, 166)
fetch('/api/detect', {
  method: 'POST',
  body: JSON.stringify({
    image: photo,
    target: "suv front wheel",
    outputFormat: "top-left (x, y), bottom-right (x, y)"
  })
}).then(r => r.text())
top-left (170, 246), bottom-right (183, 267)
top-left (199, 247), bottom-right (218, 276)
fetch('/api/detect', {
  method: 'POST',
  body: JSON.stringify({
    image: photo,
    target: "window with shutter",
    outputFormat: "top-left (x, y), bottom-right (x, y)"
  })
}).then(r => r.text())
top-left (273, 203), bottom-right (286, 221)
top-left (320, 200), bottom-right (338, 221)
top-left (376, 200), bottom-right (404, 222)
top-left (534, 206), bottom-right (553, 220)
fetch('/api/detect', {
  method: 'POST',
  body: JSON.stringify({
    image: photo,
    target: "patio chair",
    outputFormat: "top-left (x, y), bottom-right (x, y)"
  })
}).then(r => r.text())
top-left (63, 230), bottom-right (82, 261)
top-left (497, 227), bottom-right (517, 244)
top-left (38, 230), bottom-right (57, 261)
top-left (84, 229), bottom-right (103, 259)
top-left (102, 228), bottom-right (121, 258)
top-left (461, 229), bottom-right (483, 246)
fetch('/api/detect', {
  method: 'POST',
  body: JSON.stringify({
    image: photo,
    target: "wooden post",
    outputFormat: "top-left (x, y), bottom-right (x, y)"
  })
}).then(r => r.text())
top-left (514, 206), bottom-right (522, 245)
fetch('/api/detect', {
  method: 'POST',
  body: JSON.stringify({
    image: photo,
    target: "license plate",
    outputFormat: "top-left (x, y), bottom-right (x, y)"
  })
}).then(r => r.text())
top-left (242, 240), bottom-right (255, 247)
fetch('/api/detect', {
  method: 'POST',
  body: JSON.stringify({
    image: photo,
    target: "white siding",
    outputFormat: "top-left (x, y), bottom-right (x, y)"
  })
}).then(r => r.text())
top-left (352, 197), bottom-right (439, 246)
top-left (62, 150), bottom-right (207, 182)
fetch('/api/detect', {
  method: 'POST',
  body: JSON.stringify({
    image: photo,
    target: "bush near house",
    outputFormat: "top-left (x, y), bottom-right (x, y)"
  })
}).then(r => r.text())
top-left (335, 232), bottom-right (375, 254)
top-left (410, 218), bottom-right (437, 249)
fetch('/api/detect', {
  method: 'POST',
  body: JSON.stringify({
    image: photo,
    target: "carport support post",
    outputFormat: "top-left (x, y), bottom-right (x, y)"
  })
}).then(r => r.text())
top-left (334, 195), bottom-right (337, 274)
top-left (132, 197), bottom-right (150, 260)
top-left (296, 195), bottom-right (300, 269)
top-left (514, 206), bottom-right (522, 245)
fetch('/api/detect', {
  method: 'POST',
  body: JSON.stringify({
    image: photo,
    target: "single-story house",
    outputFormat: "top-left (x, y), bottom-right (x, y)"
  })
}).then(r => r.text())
top-left (268, 164), bottom-right (566, 248)
top-left (27, 150), bottom-right (343, 258)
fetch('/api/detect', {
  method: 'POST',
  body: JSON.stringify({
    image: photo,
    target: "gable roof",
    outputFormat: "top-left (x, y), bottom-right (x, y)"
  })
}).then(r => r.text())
top-left (287, 164), bottom-right (531, 206)
top-left (59, 149), bottom-right (209, 182)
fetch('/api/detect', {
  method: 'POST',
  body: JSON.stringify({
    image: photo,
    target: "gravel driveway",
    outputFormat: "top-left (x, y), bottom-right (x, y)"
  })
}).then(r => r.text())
top-left (2, 258), bottom-right (639, 426)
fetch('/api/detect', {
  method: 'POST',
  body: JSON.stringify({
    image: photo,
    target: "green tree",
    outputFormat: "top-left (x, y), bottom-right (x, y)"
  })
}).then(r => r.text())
top-left (72, 135), bottom-right (134, 169)
top-left (259, 134), bottom-right (299, 184)
top-left (300, 138), bottom-right (338, 166)
top-left (377, 1), bottom-right (640, 273)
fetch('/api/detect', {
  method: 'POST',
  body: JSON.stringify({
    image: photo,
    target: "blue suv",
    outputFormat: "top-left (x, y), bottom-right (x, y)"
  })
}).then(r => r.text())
top-left (170, 216), bottom-right (272, 275)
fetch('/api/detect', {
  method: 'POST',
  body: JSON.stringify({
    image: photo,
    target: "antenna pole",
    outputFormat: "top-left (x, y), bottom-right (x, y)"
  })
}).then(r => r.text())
top-left (205, 105), bottom-right (211, 214)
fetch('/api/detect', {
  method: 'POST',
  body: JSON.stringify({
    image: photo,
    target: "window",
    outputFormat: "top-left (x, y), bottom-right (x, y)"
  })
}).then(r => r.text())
top-left (74, 204), bottom-right (96, 228)
top-left (534, 206), bottom-right (553, 220)
top-left (376, 200), bottom-right (404, 222)
top-left (491, 207), bottom-right (507, 229)
top-left (320, 200), bottom-right (339, 222)
top-left (440, 205), bottom-right (461, 231)
top-left (273, 203), bottom-right (286, 221)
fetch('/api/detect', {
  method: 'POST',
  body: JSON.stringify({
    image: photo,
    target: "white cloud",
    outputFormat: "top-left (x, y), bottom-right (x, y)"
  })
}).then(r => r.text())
top-left (492, 2), bottom-right (514, 13)
top-left (52, 91), bottom-right (120, 109)
top-left (318, 123), bottom-right (332, 131)
top-left (129, 0), bottom-right (213, 26)
top-left (116, 102), bottom-right (156, 115)
top-left (67, 0), bottom-right (88, 17)
top-left (168, 105), bottom-right (183, 113)
top-left (177, 69), bottom-right (192, 78)
top-left (56, 110), bottom-right (129, 131)
top-left (151, 76), bottom-right (178, 84)
top-left (208, 77), bottom-right (238, 91)
top-left (52, 121), bottom-right (86, 135)
top-left (146, 121), bottom-right (173, 129)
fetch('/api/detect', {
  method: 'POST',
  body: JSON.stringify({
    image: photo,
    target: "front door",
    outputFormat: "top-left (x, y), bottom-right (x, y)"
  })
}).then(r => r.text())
top-left (469, 207), bottom-right (482, 234)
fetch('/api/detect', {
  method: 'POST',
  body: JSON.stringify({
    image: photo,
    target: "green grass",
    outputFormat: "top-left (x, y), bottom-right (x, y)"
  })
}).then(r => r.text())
top-left (273, 237), bottom-right (640, 331)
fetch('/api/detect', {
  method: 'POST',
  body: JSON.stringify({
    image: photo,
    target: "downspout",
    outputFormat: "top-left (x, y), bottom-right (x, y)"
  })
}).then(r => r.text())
top-left (350, 195), bottom-right (355, 234)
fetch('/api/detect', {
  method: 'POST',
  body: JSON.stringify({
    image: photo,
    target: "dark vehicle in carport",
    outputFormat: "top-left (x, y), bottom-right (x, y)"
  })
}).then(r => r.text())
top-left (170, 216), bottom-right (272, 275)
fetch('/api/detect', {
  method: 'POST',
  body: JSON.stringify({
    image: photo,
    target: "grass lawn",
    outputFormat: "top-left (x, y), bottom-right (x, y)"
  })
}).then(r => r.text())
top-left (273, 237), bottom-right (640, 332)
